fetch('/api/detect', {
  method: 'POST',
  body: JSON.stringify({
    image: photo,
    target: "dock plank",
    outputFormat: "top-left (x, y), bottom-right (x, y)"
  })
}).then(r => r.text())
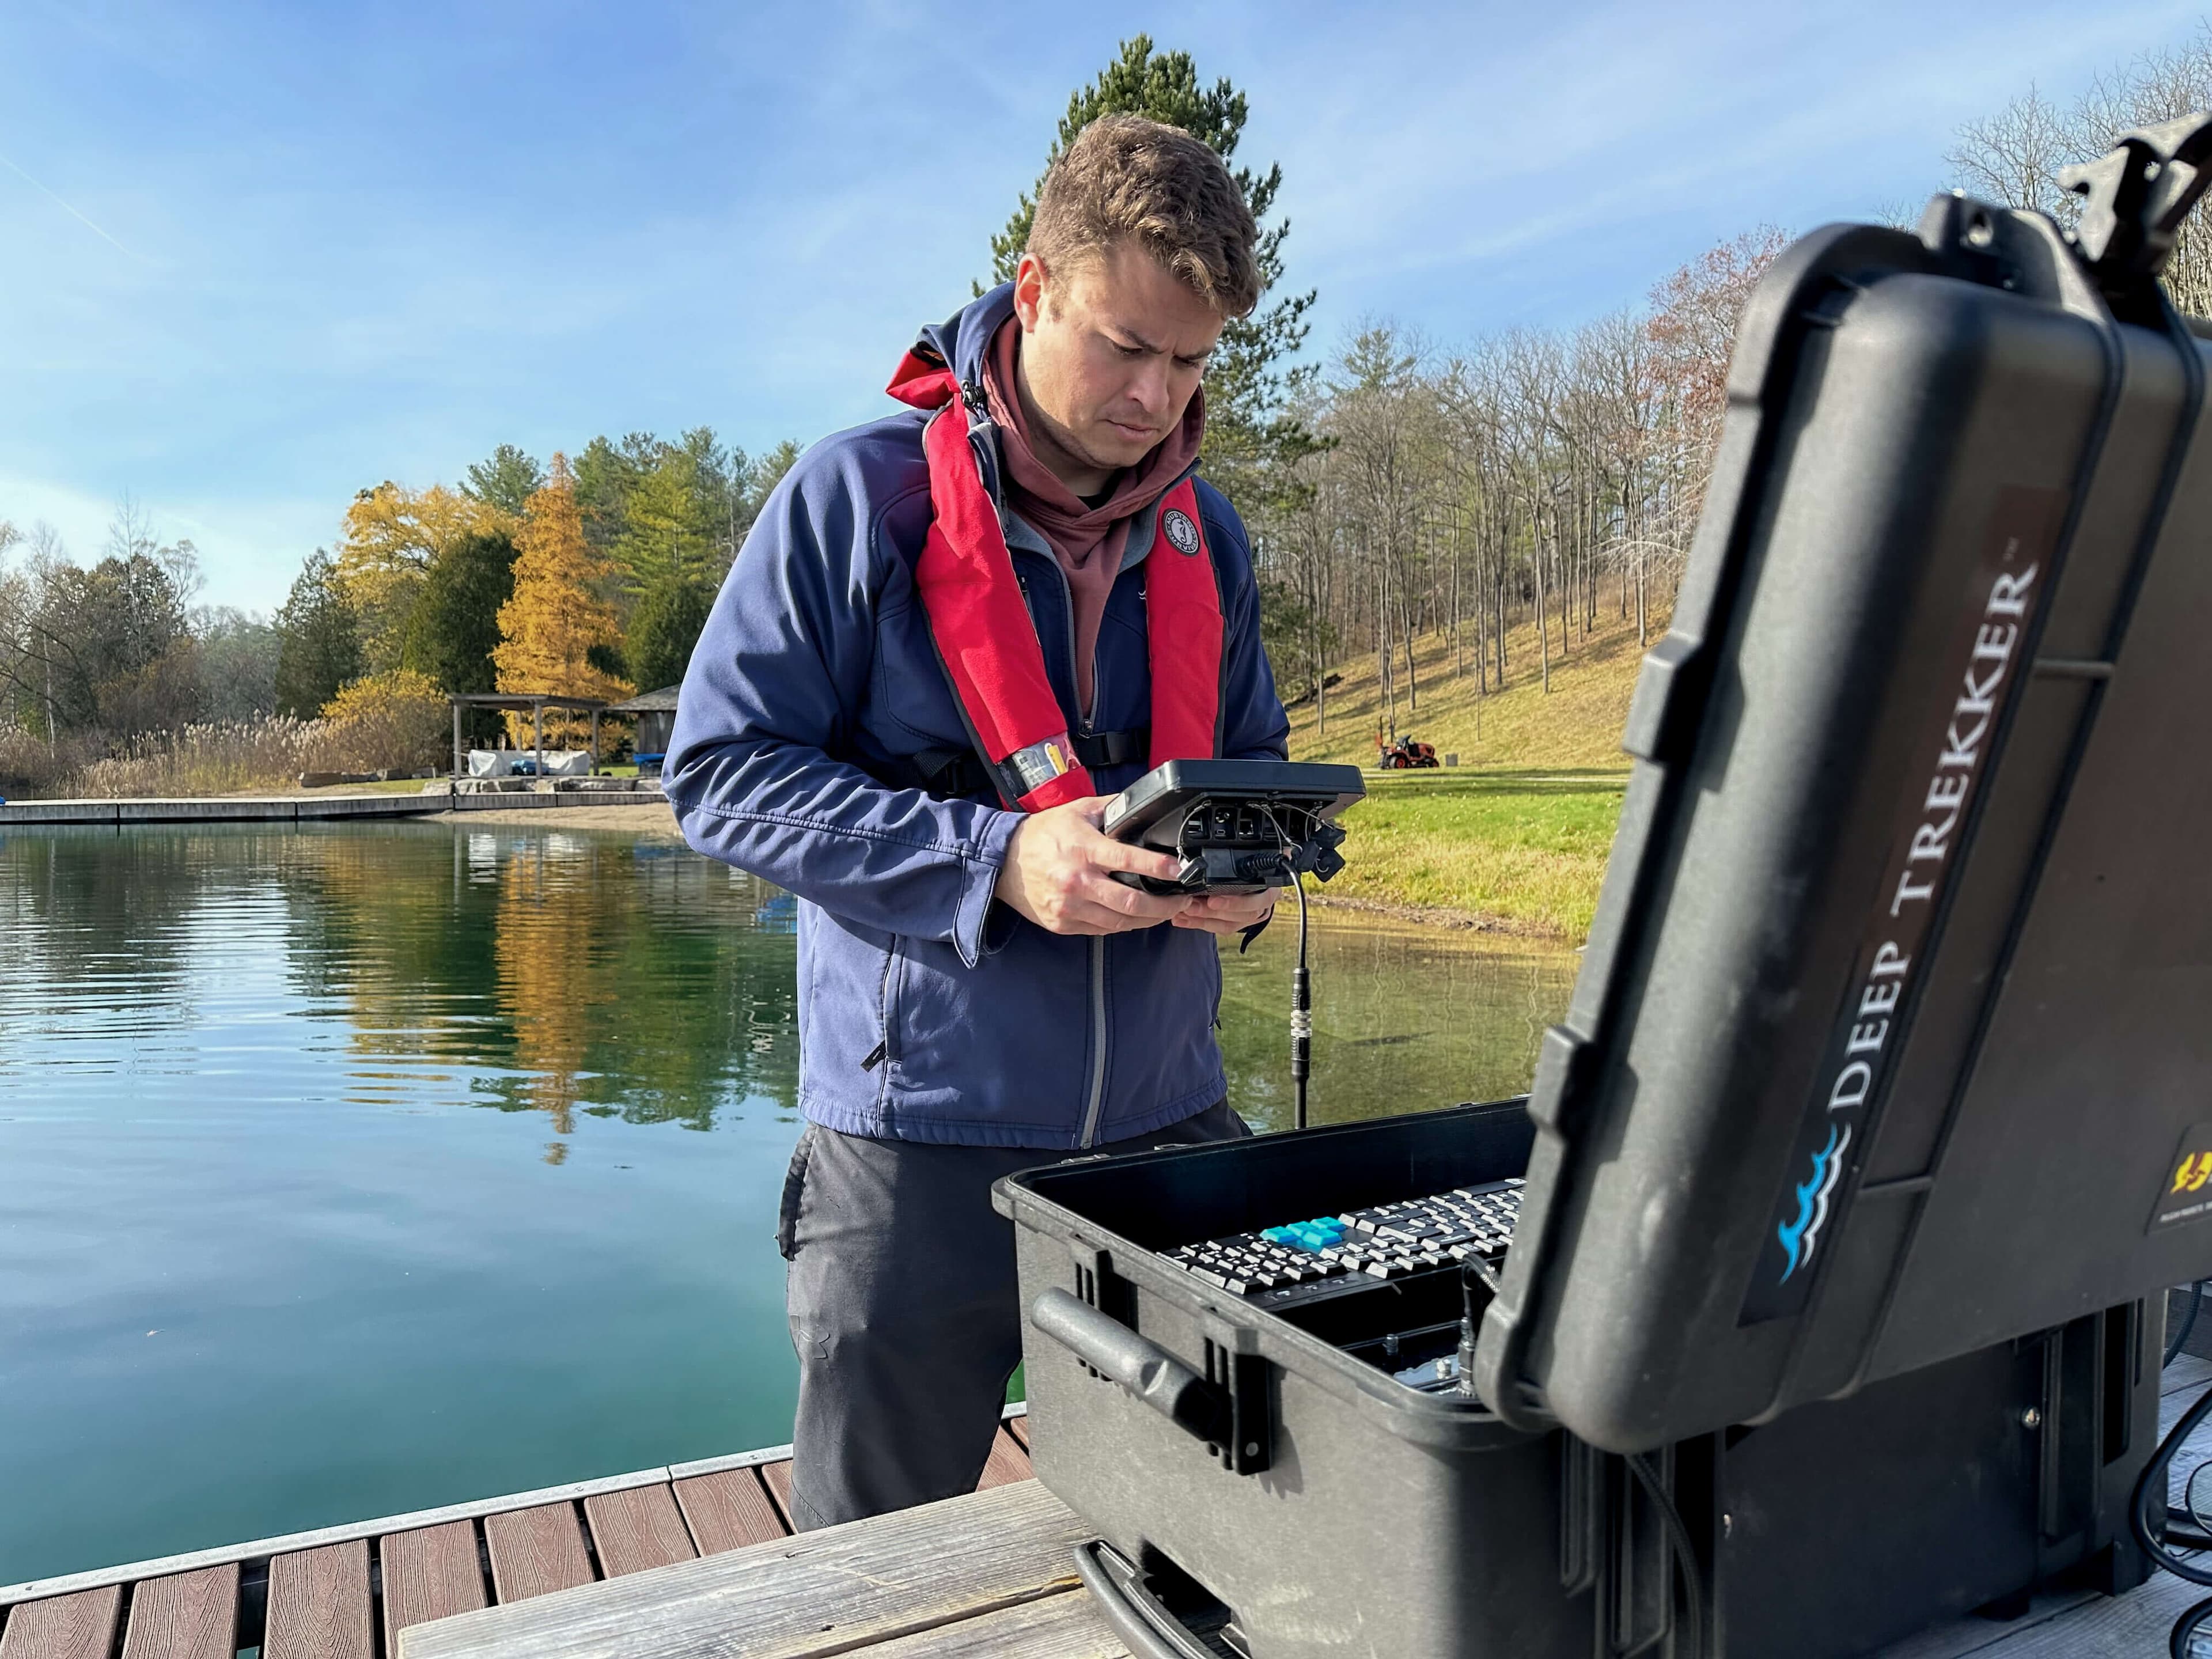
top-left (757, 1460), bottom-right (798, 1531)
top-left (853, 1587), bottom-right (1122, 1657)
top-left (671, 1469), bottom-right (788, 1555)
top-left (581, 1485), bottom-right (696, 1578)
top-left (264, 1540), bottom-right (373, 1659)
top-left (976, 1426), bottom-right (1034, 1490)
top-left (400, 1480), bottom-right (1092, 1659)
top-left (380, 1522), bottom-right (487, 1658)
top-left (0, 1587), bottom-right (121, 1659)
top-left (120, 1565), bottom-right (238, 1659)
top-left (0, 1462), bottom-right (678, 1611)
top-left (483, 1504), bottom-right (595, 1604)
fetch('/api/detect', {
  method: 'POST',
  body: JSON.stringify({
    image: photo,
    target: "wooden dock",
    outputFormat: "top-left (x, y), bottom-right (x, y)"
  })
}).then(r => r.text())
top-left (0, 1418), bottom-right (1035, 1659)
top-left (13, 1358), bottom-right (2212, 1658)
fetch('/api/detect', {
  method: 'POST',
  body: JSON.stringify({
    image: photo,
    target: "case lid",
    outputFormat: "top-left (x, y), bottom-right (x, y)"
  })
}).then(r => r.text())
top-left (1474, 165), bottom-right (2212, 1450)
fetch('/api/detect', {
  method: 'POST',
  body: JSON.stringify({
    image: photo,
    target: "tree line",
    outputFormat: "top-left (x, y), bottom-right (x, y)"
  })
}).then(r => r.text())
top-left (0, 428), bottom-right (797, 791)
top-left (1249, 229), bottom-right (1779, 740)
top-left (277, 429), bottom-right (799, 742)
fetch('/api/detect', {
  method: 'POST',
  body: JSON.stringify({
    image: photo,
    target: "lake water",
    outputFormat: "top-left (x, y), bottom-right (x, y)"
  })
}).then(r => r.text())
top-left (0, 821), bottom-right (1576, 1584)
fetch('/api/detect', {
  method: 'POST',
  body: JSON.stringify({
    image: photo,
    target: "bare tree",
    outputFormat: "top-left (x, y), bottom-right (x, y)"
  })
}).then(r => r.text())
top-left (1947, 85), bottom-right (2080, 223)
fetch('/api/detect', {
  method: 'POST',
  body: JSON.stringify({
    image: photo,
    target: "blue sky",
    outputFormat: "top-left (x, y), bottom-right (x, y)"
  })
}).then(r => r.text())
top-left (1, 0), bottom-right (2200, 612)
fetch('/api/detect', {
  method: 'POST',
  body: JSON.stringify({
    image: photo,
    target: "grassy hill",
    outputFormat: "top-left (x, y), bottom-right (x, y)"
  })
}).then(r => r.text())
top-left (1281, 603), bottom-right (1669, 939)
top-left (1286, 603), bottom-right (1665, 772)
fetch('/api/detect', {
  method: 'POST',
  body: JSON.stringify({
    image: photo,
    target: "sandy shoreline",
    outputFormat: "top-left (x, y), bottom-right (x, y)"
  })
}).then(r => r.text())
top-left (1307, 892), bottom-right (1565, 939)
top-left (427, 802), bottom-right (685, 834)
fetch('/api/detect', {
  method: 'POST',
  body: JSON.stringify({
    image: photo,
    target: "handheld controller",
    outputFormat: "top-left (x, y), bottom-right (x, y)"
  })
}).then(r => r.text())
top-left (1101, 759), bottom-right (1365, 896)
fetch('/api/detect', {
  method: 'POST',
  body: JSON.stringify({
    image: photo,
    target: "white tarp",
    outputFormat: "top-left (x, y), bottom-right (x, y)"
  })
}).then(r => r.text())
top-left (467, 749), bottom-right (594, 778)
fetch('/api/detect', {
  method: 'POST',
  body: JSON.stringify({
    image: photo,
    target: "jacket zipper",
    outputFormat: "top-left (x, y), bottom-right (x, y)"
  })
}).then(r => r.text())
top-left (978, 411), bottom-right (1115, 1148)
top-left (1029, 515), bottom-right (1113, 1144)
top-left (1079, 934), bottom-right (1108, 1147)
top-left (1028, 541), bottom-right (1112, 1145)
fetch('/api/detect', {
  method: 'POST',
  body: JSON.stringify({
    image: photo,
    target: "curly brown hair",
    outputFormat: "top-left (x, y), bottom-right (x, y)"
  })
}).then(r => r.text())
top-left (1028, 114), bottom-right (1261, 318)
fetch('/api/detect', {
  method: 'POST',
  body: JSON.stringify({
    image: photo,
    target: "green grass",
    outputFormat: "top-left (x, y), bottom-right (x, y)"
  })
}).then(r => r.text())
top-left (1280, 602), bottom-right (1671, 937)
top-left (1321, 772), bottom-right (1628, 940)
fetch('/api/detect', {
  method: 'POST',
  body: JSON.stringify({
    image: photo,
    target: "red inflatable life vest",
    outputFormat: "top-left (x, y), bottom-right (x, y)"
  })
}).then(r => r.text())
top-left (887, 346), bottom-right (1225, 812)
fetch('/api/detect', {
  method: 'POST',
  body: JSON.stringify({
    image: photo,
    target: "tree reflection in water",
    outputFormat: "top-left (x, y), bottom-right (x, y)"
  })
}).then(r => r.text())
top-left (0, 821), bottom-right (805, 1142)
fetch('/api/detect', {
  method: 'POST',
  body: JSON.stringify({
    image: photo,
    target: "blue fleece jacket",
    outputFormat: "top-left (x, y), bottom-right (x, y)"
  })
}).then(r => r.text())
top-left (664, 286), bottom-right (1290, 1149)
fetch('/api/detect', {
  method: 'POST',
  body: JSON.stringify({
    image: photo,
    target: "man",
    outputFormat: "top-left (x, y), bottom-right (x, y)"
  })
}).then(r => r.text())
top-left (665, 114), bottom-right (1290, 1530)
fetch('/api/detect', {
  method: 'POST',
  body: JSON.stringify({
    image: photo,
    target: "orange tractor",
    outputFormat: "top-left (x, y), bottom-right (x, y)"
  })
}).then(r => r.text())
top-left (1376, 732), bottom-right (1440, 769)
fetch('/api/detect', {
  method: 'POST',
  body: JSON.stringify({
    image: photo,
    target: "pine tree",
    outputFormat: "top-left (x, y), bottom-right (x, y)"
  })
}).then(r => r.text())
top-left (461, 445), bottom-right (546, 517)
top-left (404, 528), bottom-right (518, 745)
top-left (273, 550), bottom-right (363, 718)
top-left (626, 575), bottom-right (713, 694)
top-left (494, 455), bottom-right (632, 743)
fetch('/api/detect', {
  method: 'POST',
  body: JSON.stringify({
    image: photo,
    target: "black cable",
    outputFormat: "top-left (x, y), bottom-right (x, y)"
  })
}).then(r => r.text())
top-left (2129, 1370), bottom-right (2212, 1657)
top-left (1290, 869), bottom-right (1310, 1132)
top-left (2171, 1282), bottom-right (2205, 1367)
top-left (1626, 1453), bottom-right (1706, 1659)
top-left (1255, 803), bottom-right (1315, 1135)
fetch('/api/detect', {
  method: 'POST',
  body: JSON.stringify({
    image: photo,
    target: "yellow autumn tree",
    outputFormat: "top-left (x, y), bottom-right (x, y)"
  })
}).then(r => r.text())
top-left (317, 668), bottom-right (450, 774)
top-left (335, 482), bottom-right (504, 671)
top-left (494, 453), bottom-right (632, 745)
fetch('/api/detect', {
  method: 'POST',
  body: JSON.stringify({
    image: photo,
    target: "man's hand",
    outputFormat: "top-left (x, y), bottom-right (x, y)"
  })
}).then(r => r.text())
top-left (1173, 888), bottom-right (1278, 937)
top-left (995, 797), bottom-right (1193, 935)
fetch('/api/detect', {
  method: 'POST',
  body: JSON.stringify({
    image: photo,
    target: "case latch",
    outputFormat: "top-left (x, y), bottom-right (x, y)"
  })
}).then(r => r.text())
top-left (2061, 109), bottom-right (2212, 312)
top-left (1202, 1330), bottom-right (1274, 1476)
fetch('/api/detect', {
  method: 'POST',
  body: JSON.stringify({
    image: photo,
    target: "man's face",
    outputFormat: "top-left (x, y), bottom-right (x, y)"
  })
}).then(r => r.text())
top-left (1012, 243), bottom-right (1224, 484)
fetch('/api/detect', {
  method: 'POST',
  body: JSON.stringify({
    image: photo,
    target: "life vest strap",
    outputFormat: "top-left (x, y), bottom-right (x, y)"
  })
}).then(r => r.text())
top-left (874, 729), bottom-right (1152, 799)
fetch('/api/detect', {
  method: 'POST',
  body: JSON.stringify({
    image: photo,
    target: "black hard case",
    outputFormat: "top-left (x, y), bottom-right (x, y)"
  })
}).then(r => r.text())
top-left (997, 197), bottom-right (2198, 1657)
top-left (1000, 1105), bottom-right (2154, 1658)
top-left (1474, 201), bottom-right (2212, 1453)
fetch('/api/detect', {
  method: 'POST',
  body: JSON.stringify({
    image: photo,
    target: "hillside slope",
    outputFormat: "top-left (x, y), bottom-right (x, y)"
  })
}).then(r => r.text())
top-left (1285, 602), bottom-right (1668, 772)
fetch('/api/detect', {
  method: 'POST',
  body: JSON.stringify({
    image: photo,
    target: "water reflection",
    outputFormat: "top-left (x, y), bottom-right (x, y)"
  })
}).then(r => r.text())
top-left (1222, 911), bottom-right (1576, 1130)
top-left (0, 826), bottom-right (1571, 1146)
top-left (0, 823), bottom-right (804, 1143)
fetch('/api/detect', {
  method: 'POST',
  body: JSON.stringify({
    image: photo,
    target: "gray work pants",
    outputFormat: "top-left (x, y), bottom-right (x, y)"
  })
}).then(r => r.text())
top-left (775, 1100), bottom-right (1249, 1531)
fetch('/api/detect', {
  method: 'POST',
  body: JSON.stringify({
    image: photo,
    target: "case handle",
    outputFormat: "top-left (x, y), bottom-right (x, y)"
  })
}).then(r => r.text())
top-left (1073, 1540), bottom-right (1224, 1659)
top-left (1031, 1287), bottom-right (1232, 1445)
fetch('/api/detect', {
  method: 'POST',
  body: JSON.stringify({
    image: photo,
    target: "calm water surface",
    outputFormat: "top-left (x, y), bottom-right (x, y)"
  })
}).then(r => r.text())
top-left (0, 822), bottom-right (1574, 1583)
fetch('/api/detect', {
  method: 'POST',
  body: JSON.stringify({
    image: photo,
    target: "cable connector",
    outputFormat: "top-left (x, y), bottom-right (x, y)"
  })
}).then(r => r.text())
top-left (1287, 820), bottom-right (1347, 882)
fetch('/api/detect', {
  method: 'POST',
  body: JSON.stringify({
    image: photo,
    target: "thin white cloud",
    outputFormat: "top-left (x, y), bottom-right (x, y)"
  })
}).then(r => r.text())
top-left (0, 146), bottom-right (149, 263)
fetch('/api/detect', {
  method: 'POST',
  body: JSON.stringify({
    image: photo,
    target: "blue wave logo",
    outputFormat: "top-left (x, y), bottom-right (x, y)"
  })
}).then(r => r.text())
top-left (1776, 1122), bottom-right (1852, 1282)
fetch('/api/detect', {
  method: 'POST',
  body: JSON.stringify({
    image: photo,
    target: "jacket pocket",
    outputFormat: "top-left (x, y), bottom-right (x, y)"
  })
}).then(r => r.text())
top-left (884, 925), bottom-right (1080, 1127)
top-left (775, 1124), bottom-right (817, 1262)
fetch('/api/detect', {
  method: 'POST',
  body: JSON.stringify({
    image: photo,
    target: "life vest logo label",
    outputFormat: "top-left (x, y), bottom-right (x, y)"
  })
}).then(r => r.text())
top-left (1162, 508), bottom-right (1201, 556)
